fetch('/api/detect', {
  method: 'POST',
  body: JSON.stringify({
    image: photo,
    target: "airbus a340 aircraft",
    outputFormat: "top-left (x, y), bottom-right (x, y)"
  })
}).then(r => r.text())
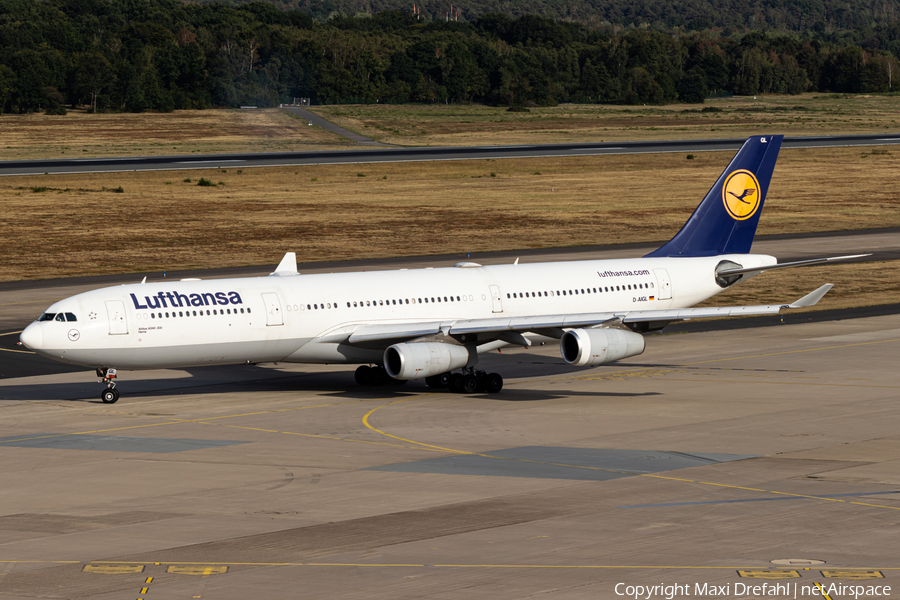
top-left (20, 135), bottom-right (865, 403)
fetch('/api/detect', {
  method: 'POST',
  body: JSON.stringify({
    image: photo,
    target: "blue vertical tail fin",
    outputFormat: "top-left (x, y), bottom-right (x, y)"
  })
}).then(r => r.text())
top-left (644, 135), bottom-right (783, 258)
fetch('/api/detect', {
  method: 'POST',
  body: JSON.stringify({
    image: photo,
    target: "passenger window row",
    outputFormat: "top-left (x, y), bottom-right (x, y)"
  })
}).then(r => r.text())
top-left (301, 294), bottom-right (477, 311)
top-left (147, 307), bottom-right (251, 319)
top-left (508, 282), bottom-right (654, 299)
top-left (300, 282), bottom-right (657, 311)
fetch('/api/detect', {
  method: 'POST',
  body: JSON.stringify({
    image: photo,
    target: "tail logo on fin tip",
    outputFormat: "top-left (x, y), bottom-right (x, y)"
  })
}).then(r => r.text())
top-left (722, 169), bottom-right (761, 221)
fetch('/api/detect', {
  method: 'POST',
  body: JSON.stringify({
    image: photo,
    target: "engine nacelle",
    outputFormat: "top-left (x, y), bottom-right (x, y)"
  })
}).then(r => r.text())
top-left (384, 342), bottom-right (472, 380)
top-left (560, 328), bottom-right (645, 366)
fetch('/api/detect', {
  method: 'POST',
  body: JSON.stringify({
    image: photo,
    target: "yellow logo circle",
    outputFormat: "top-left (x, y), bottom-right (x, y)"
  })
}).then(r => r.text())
top-left (722, 169), bottom-right (761, 221)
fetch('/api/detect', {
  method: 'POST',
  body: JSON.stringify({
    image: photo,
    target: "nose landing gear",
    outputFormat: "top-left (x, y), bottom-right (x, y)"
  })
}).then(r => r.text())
top-left (96, 367), bottom-right (120, 403)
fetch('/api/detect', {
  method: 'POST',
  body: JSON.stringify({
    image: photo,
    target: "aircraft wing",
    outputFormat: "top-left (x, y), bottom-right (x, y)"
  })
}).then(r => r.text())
top-left (337, 284), bottom-right (833, 347)
top-left (622, 282), bottom-right (832, 322)
top-left (348, 321), bottom-right (445, 344)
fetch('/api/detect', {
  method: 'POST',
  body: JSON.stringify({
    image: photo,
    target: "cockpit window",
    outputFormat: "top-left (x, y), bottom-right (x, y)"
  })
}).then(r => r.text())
top-left (39, 312), bottom-right (77, 322)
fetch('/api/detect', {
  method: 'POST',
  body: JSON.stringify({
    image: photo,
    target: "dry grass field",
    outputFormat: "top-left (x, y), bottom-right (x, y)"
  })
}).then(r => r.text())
top-left (1, 95), bottom-right (897, 311)
top-left (0, 109), bottom-right (349, 160)
top-left (2, 94), bottom-right (899, 161)
top-left (1, 146), bottom-right (897, 311)
top-left (311, 93), bottom-right (900, 146)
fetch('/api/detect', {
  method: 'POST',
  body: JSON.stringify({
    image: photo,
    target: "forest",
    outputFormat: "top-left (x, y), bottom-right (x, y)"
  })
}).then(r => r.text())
top-left (1, 0), bottom-right (899, 114)
top-left (265, 0), bottom-right (900, 43)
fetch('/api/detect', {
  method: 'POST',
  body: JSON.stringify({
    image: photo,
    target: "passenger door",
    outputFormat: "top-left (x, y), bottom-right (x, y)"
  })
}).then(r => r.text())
top-left (105, 300), bottom-right (128, 335)
top-left (262, 293), bottom-right (284, 326)
top-left (489, 285), bottom-right (503, 313)
top-left (654, 269), bottom-right (673, 300)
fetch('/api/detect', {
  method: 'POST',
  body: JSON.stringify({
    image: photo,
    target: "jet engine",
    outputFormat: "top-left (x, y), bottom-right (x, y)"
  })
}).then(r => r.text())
top-left (560, 328), bottom-right (645, 366)
top-left (384, 342), bottom-right (472, 380)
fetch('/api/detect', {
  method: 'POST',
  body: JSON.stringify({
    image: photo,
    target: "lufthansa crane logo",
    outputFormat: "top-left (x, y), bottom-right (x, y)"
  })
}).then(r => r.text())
top-left (722, 169), bottom-right (761, 221)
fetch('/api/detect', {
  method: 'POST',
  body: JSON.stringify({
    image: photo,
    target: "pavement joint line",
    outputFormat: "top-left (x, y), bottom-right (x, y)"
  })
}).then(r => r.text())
top-left (665, 378), bottom-right (900, 389)
top-left (0, 422), bottom-right (186, 445)
top-left (0, 397), bottom-right (401, 446)
top-left (171, 396), bottom-right (402, 422)
top-left (624, 490), bottom-right (900, 508)
top-left (200, 420), bottom-right (432, 452)
top-left (84, 397), bottom-right (381, 421)
top-left (64, 560), bottom-right (900, 570)
top-left (362, 396), bottom-right (900, 513)
top-left (0, 560), bottom-right (82, 564)
top-left (696, 482), bottom-right (766, 492)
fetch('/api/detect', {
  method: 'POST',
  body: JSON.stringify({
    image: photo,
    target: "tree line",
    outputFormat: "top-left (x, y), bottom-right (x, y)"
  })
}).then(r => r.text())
top-left (225, 0), bottom-right (900, 44)
top-left (0, 0), bottom-right (898, 114)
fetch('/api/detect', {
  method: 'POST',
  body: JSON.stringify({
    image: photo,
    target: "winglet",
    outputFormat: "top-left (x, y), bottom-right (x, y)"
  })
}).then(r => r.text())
top-left (787, 284), bottom-right (833, 308)
top-left (270, 252), bottom-right (298, 276)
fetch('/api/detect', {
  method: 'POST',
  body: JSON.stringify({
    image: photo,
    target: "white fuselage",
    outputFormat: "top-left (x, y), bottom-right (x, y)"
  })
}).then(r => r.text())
top-left (22, 254), bottom-right (774, 370)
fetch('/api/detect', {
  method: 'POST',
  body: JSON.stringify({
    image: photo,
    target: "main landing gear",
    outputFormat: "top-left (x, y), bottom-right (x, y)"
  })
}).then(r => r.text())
top-left (96, 367), bottom-right (120, 404)
top-left (427, 369), bottom-right (503, 394)
top-left (354, 365), bottom-right (407, 387)
top-left (354, 365), bottom-right (502, 393)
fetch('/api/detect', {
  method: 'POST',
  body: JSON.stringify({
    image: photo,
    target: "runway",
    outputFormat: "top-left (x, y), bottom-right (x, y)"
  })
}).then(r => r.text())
top-left (2, 133), bottom-right (900, 175)
top-left (0, 312), bottom-right (898, 598)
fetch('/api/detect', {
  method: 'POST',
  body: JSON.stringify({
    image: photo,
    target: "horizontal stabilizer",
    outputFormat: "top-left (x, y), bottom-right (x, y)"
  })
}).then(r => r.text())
top-left (717, 254), bottom-right (870, 277)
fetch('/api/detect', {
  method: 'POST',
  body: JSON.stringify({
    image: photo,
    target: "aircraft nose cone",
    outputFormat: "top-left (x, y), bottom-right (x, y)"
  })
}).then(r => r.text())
top-left (19, 323), bottom-right (42, 350)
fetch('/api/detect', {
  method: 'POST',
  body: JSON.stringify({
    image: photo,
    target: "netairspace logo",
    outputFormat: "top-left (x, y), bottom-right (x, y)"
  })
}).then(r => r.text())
top-left (614, 582), bottom-right (892, 599)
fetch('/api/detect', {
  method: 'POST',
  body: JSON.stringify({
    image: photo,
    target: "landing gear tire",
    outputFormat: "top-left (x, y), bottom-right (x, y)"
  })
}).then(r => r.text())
top-left (355, 365), bottom-right (372, 385)
top-left (97, 367), bottom-right (119, 402)
top-left (369, 367), bottom-right (388, 386)
top-left (484, 373), bottom-right (503, 394)
top-left (355, 365), bottom-right (395, 386)
top-left (462, 374), bottom-right (479, 394)
top-left (425, 372), bottom-right (450, 388)
top-left (448, 373), bottom-right (464, 394)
